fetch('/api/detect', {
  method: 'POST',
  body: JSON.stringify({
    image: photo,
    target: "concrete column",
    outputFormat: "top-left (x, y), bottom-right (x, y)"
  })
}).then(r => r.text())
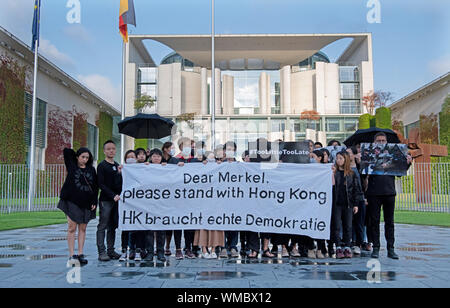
top-left (315, 62), bottom-right (325, 115)
top-left (280, 66), bottom-right (291, 114)
top-left (259, 72), bottom-right (271, 114)
top-left (222, 74), bottom-right (234, 115)
top-left (325, 63), bottom-right (340, 114)
top-left (259, 72), bottom-right (267, 114)
top-left (317, 131), bottom-right (327, 146)
top-left (360, 61), bottom-right (374, 114)
top-left (201, 67), bottom-right (208, 115)
top-left (214, 68), bottom-right (222, 115)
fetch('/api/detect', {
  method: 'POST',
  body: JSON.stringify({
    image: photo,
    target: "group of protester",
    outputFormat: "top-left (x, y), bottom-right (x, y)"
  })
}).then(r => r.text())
top-left (58, 132), bottom-right (411, 266)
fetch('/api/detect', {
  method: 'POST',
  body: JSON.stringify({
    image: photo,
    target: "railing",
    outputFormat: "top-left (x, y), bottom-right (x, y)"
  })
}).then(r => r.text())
top-left (395, 162), bottom-right (450, 213)
top-left (0, 164), bottom-right (66, 214)
top-left (0, 163), bottom-right (449, 214)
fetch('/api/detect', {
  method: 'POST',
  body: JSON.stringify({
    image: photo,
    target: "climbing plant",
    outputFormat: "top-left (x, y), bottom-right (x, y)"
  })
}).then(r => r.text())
top-left (45, 104), bottom-right (72, 164)
top-left (0, 55), bottom-right (27, 164)
top-left (439, 96), bottom-right (450, 162)
top-left (72, 108), bottom-right (88, 151)
top-left (96, 111), bottom-right (113, 162)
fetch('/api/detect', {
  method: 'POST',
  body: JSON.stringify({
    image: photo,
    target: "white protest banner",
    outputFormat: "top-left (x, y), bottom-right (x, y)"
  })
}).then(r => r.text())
top-left (119, 162), bottom-right (332, 239)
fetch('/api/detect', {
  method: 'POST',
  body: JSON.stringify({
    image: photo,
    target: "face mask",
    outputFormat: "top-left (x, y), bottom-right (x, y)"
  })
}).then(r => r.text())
top-left (126, 158), bottom-right (136, 164)
top-left (207, 158), bottom-right (216, 163)
top-left (225, 151), bottom-right (235, 158)
top-left (169, 149), bottom-right (176, 156)
top-left (182, 147), bottom-right (192, 157)
top-left (197, 149), bottom-right (205, 156)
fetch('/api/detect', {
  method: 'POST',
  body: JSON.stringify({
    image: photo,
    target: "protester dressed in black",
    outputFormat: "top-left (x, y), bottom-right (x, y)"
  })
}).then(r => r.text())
top-left (58, 147), bottom-right (98, 265)
top-left (366, 132), bottom-right (412, 259)
top-left (168, 137), bottom-right (201, 260)
top-left (331, 151), bottom-right (364, 259)
top-left (96, 140), bottom-right (123, 261)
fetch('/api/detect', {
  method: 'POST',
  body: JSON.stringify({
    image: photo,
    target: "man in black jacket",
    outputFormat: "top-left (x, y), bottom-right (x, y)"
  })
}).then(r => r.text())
top-left (96, 140), bottom-right (123, 261)
top-left (366, 132), bottom-right (412, 259)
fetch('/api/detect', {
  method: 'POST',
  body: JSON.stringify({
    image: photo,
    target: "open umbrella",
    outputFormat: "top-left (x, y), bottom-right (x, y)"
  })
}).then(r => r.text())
top-left (118, 113), bottom-right (175, 139)
top-left (343, 127), bottom-right (401, 147)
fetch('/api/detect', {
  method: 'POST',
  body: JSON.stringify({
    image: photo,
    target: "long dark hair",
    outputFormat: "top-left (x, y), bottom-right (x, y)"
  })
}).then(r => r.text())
top-left (76, 147), bottom-right (94, 167)
top-left (335, 151), bottom-right (353, 177)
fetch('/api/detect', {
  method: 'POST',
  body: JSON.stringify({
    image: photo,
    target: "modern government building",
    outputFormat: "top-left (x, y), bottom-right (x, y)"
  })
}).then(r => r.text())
top-left (123, 33), bottom-right (374, 156)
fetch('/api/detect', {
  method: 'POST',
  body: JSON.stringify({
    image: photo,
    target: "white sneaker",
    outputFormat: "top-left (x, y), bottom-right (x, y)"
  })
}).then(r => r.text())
top-left (201, 252), bottom-right (211, 259)
top-left (281, 248), bottom-right (290, 258)
top-left (134, 252), bottom-right (142, 261)
top-left (307, 249), bottom-right (316, 259)
top-left (230, 248), bottom-right (239, 258)
top-left (219, 249), bottom-right (228, 259)
top-left (352, 246), bottom-right (361, 255)
top-left (119, 251), bottom-right (127, 262)
top-left (290, 248), bottom-right (300, 257)
top-left (210, 252), bottom-right (217, 259)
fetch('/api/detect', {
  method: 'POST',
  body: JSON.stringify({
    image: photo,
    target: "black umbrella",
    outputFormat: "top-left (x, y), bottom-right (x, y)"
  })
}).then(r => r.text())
top-left (343, 127), bottom-right (401, 147)
top-left (118, 113), bottom-right (175, 139)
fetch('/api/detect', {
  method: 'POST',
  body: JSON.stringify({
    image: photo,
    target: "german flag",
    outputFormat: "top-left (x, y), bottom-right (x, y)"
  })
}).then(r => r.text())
top-left (119, 0), bottom-right (136, 43)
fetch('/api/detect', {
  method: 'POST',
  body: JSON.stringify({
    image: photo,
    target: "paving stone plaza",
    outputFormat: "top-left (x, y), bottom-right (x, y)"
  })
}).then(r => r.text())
top-left (0, 220), bottom-right (449, 288)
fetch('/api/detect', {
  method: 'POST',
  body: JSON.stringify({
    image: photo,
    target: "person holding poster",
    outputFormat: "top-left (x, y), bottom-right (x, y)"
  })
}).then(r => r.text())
top-left (332, 151), bottom-right (364, 259)
top-left (366, 132), bottom-right (412, 259)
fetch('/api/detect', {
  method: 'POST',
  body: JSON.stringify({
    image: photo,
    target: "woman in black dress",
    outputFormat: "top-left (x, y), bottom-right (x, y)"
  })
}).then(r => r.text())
top-left (58, 148), bottom-right (98, 265)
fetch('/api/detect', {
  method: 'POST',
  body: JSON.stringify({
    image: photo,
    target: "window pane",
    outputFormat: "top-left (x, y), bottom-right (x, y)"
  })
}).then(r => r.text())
top-left (340, 100), bottom-right (361, 114)
top-left (340, 83), bottom-right (360, 99)
top-left (326, 118), bottom-right (340, 132)
top-left (138, 67), bottom-right (157, 83)
top-left (339, 66), bottom-right (359, 82)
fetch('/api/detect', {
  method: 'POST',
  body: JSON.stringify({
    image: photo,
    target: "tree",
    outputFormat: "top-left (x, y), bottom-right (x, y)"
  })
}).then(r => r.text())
top-left (362, 90), bottom-right (394, 114)
top-left (300, 110), bottom-right (320, 130)
top-left (134, 95), bottom-right (155, 113)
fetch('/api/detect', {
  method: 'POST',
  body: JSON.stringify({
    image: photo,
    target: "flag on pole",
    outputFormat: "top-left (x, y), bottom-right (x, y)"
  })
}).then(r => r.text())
top-left (119, 0), bottom-right (136, 43)
top-left (31, 0), bottom-right (41, 51)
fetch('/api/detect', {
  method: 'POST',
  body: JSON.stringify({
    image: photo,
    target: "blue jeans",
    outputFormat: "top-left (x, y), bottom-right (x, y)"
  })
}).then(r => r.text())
top-left (224, 231), bottom-right (238, 250)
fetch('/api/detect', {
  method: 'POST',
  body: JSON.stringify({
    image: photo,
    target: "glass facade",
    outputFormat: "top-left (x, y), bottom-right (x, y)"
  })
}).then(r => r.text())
top-left (134, 52), bottom-right (364, 158)
top-left (339, 66), bottom-right (361, 114)
top-left (137, 66), bottom-right (157, 113)
top-left (222, 70), bottom-right (280, 112)
top-left (298, 51), bottom-right (330, 70)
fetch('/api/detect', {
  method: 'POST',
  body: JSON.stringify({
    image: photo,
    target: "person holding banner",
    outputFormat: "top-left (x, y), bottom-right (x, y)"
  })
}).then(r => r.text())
top-left (169, 137), bottom-right (201, 259)
top-left (331, 151), bottom-right (364, 259)
top-left (119, 150), bottom-right (137, 261)
top-left (218, 141), bottom-right (240, 259)
top-left (161, 142), bottom-right (175, 164)
top-left (144, 149), bottom-right (168, 262)
top-left (250, 138), bottom-right (275, 259)
top-left (128, 148), bottom-right (150, 261)
top-left (58, 147), bottom-right (98, 266)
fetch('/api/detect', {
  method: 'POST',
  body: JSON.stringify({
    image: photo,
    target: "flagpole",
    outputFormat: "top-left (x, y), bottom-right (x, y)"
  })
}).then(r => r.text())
top-left (211, 0), bottom-right (215, 151)
top-left (27, 0), bottom-right (41, 212)
top-left (120, 41), bottom-right (126, 164)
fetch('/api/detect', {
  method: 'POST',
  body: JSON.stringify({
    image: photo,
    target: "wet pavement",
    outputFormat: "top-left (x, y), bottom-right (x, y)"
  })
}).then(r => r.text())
top-left (0, 220), bottom-right (449, 288)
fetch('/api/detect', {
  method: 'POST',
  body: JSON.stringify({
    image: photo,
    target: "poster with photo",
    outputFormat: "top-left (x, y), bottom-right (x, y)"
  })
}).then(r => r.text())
top-left (360, 143), bottom-right (409, 176)
top-left (324, 145), bottom-right (347, 164)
